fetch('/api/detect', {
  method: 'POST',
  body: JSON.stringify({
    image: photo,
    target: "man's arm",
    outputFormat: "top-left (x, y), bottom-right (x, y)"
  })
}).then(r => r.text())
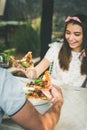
top-left (12, 87), bottom-right (63, 130)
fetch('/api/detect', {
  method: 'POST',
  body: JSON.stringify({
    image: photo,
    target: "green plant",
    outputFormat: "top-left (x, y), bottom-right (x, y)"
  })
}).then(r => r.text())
top-left (0, 43), bottom-right (7, 53)
top-left (11, 23), bottom-right (40, 57)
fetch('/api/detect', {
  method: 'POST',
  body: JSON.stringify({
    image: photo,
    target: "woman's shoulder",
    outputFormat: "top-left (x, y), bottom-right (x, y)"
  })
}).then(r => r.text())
top-left (45, 40), bottom-right (63, 61)
top-left (48, 41), bottom-right (63, 49)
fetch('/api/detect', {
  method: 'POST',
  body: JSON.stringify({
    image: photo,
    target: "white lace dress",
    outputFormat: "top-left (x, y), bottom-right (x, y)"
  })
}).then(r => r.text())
top-left (45, 42), bottom-right (86, 88)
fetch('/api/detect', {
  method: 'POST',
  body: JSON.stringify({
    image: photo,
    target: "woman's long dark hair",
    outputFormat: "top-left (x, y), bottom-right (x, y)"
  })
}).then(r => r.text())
top-left (58, 14), bottom-right (87, 75)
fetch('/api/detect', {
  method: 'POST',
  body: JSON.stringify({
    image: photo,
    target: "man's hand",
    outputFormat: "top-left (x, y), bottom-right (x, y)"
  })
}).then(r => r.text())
top-left (41, 84), bottom-right (64, 105)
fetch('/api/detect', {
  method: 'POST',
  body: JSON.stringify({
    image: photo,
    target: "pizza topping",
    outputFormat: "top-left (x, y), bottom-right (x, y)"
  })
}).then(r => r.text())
top-left (22, 62), bottom-right (29, 68)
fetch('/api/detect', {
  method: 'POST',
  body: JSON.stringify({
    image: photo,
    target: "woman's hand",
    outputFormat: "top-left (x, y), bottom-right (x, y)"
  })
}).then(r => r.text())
top-left (11, 57), bottom-right (37, 79)
top-left (24, 68), bottom-right (37, 79)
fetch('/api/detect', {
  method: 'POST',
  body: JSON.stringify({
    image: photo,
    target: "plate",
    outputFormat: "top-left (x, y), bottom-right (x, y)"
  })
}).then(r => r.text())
top-left (28, 98), bottom-right (49, 106)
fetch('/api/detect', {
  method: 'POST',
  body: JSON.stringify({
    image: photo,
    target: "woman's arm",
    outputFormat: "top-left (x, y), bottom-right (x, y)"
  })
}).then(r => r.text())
top-left (12, 86), bottom-right (63, 130)
top-left (25, 58), bottom-right (51, 79)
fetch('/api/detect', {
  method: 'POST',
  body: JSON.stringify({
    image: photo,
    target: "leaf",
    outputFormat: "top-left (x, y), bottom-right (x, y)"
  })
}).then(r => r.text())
top-left (34, 79), bottom-right (42, 85)
top-left (22, 62), bottom-right (29, 67)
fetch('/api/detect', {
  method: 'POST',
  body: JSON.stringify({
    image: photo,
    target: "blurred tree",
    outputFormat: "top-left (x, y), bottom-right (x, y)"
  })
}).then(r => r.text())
top-left (54, 0), bottom-right (87, 32)
top-left (3, 0), bottom-right (42, 21)
top-left (4, 0), bottom-right (28, 20)
top-left (40, 0), bottom-right (54, 58)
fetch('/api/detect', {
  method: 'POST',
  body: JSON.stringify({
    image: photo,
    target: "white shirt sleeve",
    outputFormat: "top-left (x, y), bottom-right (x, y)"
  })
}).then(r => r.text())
top-left (45, 42), bottom-right (63, 62)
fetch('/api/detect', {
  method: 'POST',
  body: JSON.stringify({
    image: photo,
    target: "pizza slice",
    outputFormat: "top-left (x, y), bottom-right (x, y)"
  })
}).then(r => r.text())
top-left (10, 51), bottom-right (34, 70)
top-left (24, 71), bottom-right (51, 100)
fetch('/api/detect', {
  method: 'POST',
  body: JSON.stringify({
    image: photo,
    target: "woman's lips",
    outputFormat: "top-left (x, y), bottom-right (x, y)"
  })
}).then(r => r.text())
top-left (69, 42), bottom-right (77, 46)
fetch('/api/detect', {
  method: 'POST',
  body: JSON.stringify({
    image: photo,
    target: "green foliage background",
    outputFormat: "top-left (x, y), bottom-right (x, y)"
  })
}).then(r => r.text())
top-left (11, 23), bottom-right (40, 57)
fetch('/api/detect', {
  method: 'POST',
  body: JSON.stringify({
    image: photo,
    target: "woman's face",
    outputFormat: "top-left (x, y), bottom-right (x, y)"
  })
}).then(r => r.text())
top-left (65, 23), bottom-right (83, 52)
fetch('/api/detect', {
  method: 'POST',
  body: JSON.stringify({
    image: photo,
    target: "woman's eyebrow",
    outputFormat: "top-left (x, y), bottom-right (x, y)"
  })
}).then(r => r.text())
top-left (66, 29), bottom-right (81, 33)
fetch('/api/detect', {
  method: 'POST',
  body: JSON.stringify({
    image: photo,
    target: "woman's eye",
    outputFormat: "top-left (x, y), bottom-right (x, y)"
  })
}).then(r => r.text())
top-left (65, 31), bottom-right (70, 34)
top-left (74, 33), bottom-right (80, 36)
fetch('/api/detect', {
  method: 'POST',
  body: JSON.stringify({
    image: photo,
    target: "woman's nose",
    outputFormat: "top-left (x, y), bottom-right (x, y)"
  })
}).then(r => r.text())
top-left (69, 35), bottom-right (74, 40)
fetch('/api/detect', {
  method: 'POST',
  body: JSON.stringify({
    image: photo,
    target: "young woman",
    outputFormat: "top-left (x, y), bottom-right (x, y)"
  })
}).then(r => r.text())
top-left (15, 14), bottom-right (87, 88)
